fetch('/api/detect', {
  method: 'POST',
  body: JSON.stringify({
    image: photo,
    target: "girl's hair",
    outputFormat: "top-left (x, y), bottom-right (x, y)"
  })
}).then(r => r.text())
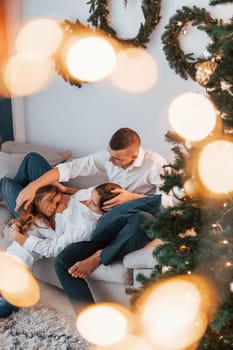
top-left (94, 182), bottom-right (122, 213)
top-left (9, 185), bottom-right (61, 233)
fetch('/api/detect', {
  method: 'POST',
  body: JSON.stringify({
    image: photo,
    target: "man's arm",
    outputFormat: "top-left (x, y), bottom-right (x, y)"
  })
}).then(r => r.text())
top-left (15, 167), bottom-right (60, 212)
top-left (102, 188), bottom-right (145, 211)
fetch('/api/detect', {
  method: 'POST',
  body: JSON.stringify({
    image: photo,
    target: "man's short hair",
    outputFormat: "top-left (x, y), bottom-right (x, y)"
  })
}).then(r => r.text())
top-left (109, 128), bottom-right (141, 150)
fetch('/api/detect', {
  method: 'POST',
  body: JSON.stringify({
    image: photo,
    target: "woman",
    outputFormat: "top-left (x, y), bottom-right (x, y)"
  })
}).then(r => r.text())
top-left (7, 182), bottom-right (121, 268)
top-left (0, 182), bottom-right (121, 318)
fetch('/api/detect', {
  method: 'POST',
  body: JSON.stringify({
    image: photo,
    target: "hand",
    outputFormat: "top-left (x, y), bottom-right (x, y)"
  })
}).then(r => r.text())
top-left (53, 182), bottom-right (78, 195)
top-left (15, 183), bottom-right (37, 212)
top-left (8, 225), bottom-right (27, 245)
top-left (102, 189), bottom-right (144, 211)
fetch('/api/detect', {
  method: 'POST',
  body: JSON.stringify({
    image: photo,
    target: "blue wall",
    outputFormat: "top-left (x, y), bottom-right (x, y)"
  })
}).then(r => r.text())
top-left (0, 98), bottom-right (13, 144)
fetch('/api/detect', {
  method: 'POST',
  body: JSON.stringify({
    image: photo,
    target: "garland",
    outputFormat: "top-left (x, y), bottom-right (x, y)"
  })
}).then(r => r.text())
top-left (210, 0), bottom-right (233, 4)
top-left (161, 6), bottom-right (233, 124)
top-left (87, 0), bottom-right (162, 47)
top-left (161, 6), bottom-right (218, 80)
top-left (54, 0), bottom-right (162, 87)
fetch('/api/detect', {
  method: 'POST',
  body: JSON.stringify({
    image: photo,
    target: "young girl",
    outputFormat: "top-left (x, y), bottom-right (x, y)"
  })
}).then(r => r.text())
top-left (7, 182), bottom-right (122, 269)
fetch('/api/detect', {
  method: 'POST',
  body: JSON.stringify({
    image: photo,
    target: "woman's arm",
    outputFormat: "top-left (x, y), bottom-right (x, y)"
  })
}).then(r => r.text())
top-left (15, 167), bottom-right (60, 212)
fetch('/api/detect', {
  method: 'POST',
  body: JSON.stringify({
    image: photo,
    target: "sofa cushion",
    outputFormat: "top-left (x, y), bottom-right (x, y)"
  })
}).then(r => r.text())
top-left (1, 141), bottom-right (72, 167)
top-left (0, 152), bottom-right (25, 180)
top-left (123, 245), bottom-right (157, 269)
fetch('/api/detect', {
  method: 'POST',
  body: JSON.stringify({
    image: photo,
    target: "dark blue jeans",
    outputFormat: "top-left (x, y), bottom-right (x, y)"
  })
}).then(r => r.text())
top-left (54, 195), bottom-right (162, 310)
top-left (0, 152), bottom-right (51, 217)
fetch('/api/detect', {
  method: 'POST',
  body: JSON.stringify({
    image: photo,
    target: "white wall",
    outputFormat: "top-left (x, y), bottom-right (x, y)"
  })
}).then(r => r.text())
top-left (18, 0), bottom-right (232, 161)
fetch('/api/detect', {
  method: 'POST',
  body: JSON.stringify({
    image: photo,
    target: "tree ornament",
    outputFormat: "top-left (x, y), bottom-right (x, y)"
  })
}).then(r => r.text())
top-left (161, 265), bottom-right (172, 274)
top-left (183, 178), bottom-right (199, 198)
top-left (178, 244), bottom-right (189, 252)
top-left (172, 185), bottom-right (185, 200)
top-left (195, 61), bottom-right (218, 87)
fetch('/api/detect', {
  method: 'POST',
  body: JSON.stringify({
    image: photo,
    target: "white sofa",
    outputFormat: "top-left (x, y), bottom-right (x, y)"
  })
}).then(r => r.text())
top-left (0, 141), bottom-right (156, 307)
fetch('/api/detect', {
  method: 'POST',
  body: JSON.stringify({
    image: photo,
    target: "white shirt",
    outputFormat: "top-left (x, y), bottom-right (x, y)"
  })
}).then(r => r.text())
top-left (7, 189), bottom-right (101, 267)
top-left (56, 148), bottom-right (174, 208)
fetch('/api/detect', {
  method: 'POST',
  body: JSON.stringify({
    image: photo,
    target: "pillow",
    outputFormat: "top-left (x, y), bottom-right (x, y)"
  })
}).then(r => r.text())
top-left (1, 141), bottom-right (72, 166)
top-left (0, 152), bottom-right (25, 180)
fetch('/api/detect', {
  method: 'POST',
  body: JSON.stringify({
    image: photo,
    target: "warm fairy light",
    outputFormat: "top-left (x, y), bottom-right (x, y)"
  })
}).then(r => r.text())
top-left (0, 252), bottom-right (40, 307)
top-left (222, 240), bottom-right (229, 244)
top-left (66, 36), bottom-right (116, 82)
top-left (94, 334), bottom-right (154, 350)
top-left (3, 50), bottom-right (53, 96)
top-left (15, 18), bottom-right (63, 56)
top-left (168, 92), bottom-right (217, 141)
top-left (198, 140), bottom-right (233, 195)
top-left (76, 303), bottom-right (134, 346)
top-left (110, 47), bottom-right (157, 93)
top-left (226, 262), bottom-right (232, 267)
top-left (135, 275), bottom-right (216, 350)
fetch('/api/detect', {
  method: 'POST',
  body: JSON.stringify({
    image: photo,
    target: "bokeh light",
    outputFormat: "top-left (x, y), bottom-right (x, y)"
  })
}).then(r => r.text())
top-left (3, 50), bottom-right (53, 96)
top-left (135, 274), bottom-right (215, 350)
top-left (66, 36), bottom-right (116, 82)
top-left (198, 139), bottom-right (233, 195)
top-left (15, 18), bottom-right (63, 56)
top-left (0, 252), bottom-right (40, 307)
top-left (76, 303), bottom-right (134, 346)
top-left (110, 47), bottom-right (157, 93)
top-left (168, 92), bottom-right (217, 141)
top-left (93, 334), bottom-right (154, 350)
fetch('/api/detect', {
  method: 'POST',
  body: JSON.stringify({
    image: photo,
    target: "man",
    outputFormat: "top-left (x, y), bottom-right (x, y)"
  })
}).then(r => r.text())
top-left (15, 127), bottom-right (171, 212)
top-left (12, 127), bottom-right (174, 312)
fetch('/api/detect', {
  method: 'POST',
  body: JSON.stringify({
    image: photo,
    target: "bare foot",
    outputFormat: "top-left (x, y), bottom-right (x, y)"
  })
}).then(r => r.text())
top-left (68, 250), bottom-right (102, 279)
top-left (146, 238), bottom-right (164, 248)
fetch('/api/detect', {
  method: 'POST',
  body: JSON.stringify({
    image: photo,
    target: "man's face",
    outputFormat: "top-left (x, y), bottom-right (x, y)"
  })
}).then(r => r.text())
top-left (108, 145), bottom-right (139, 169)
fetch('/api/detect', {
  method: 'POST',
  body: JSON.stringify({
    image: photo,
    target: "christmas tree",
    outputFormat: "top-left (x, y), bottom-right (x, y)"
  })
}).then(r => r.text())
top-left (134, 6), bottom-right (233, 350)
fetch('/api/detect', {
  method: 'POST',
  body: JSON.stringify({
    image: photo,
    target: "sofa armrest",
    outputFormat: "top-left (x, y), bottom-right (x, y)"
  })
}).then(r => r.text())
top-left (1, 141), bottom-right (72, 166)
top-left (123, 245), bottom-right (157, 269)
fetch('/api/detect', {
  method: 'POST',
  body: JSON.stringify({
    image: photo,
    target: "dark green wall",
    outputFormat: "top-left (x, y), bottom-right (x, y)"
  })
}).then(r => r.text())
top-left (0, 98), bottom-right (13, 145)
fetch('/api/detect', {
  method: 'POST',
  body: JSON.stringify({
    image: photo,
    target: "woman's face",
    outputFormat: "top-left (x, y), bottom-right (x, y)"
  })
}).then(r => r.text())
top-left (36, 192), bottom-right (62, 217)
top-left (85, 189), bottom-right (102, 214)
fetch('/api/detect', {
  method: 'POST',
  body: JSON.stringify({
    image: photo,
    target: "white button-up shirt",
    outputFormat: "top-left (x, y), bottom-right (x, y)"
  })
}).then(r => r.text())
top-left (7, 189), bottom-right (101, 268)
top-left (56, 147), bottom-right (174, 208)
top-left (57, 148), bottom-right (166, 194)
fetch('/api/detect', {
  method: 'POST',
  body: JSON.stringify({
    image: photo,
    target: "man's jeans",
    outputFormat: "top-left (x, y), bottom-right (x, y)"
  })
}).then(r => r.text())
top-left (0, 152), bottom-right (51, 217)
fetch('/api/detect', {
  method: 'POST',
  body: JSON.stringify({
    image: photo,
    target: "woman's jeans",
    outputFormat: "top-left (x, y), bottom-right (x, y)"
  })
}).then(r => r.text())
top-left (0, 152), bottom-right (51, 217)
top-left (54, 195), bottom-right (162, 310)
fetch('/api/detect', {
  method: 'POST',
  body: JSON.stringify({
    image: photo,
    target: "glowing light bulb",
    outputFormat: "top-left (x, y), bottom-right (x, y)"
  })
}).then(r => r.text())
top-left (135, 274), bottom-right (216, 350)
top-left (66, 36), bottom-right (116, 82)
top-left (168, 92), bottom-right (216, 141)
top-left (0, 252), bottom-right (40, 307)
top-left (198, 139), bottom-right (233, 195)
top-left (110, 47), bottom-right (157, 93)
top-left (16, 18), bottom-right (63, 56)
top-left (76, 303), bottom-right (134, 346)
top-left (94, 334), bottom-right (154, 350)
top-left (4, 50), bottom-right (53, 96)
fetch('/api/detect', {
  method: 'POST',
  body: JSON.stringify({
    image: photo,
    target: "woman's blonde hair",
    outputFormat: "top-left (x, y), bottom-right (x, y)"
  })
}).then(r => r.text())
top-left (9, 185), bottom-right (61, 233)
